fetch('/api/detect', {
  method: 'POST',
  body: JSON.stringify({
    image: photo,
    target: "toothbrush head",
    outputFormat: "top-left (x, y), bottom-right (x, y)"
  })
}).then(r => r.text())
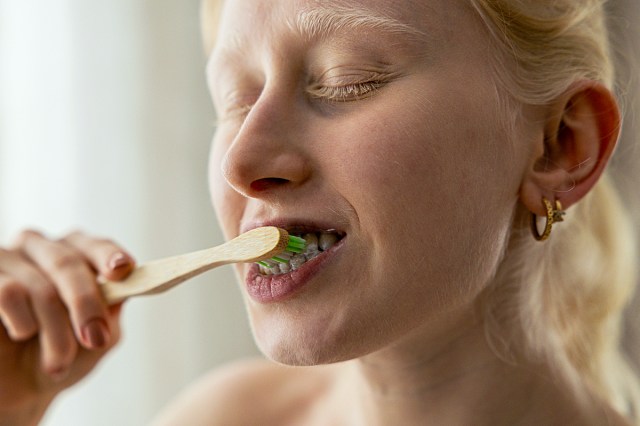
top-left (256, 234), bottom-right (307, 267)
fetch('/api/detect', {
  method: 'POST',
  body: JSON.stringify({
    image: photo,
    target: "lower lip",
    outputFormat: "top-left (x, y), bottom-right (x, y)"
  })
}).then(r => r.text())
top-left (245, 237), bottom-right (346, 303)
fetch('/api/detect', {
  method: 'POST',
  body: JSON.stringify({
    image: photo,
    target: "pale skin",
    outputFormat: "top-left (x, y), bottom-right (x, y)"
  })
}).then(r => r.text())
top-left (0, 0), bottom-right (632, 425)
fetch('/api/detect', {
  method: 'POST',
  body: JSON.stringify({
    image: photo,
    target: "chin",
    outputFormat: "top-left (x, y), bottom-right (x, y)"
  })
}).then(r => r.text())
top-left (248, 308), bottom-right (368, 367)
top-left (256, 335), bottom-right (356, 367)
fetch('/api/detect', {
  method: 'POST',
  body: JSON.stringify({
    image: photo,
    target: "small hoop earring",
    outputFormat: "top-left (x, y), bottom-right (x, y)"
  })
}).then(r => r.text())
top-left (531, 198), bottom-right (565, 241)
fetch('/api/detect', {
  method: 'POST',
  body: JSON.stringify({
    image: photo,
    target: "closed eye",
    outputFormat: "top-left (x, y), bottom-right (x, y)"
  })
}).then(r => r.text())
top-left (218, 104), bottom-right (254, 123)
top-left (216, 90), bottom-right (260, 124)
top-left (307, 81), bottom-right (383, 102)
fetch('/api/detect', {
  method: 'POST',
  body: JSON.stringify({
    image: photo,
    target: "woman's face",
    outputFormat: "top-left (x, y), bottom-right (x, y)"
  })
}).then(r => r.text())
top-left (207, 0), bottom-right (533, 365)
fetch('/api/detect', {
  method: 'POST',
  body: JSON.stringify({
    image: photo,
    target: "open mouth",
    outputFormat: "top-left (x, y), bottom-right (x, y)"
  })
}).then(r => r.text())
top-left (258, 228), bottom-right (345, 276)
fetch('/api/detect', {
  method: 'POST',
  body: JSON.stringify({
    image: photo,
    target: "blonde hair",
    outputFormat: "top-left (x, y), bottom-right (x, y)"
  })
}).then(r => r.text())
top-left (470, 0), bottom-right (640, 420)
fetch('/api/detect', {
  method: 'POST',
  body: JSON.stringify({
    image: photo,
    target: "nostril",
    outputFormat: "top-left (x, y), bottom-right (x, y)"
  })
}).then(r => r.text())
top-left (250, 177), bottom-right (289, 192)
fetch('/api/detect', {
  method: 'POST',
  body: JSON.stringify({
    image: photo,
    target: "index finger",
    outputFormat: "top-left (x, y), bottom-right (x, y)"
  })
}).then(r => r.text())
top-left (62, 232), bottom-right (135, 281)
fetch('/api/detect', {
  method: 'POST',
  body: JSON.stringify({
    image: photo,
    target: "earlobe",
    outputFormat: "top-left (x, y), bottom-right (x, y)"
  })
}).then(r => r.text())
top-left (520, 80), bottom-right (621, 217)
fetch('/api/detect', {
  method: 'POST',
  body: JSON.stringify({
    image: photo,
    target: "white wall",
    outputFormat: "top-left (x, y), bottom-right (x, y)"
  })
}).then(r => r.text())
top-left (0, 1), bottom-right (259, 424)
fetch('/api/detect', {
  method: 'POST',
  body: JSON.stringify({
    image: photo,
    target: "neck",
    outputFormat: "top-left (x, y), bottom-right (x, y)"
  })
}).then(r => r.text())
top-left (330, 307), bottom-right (599, 426)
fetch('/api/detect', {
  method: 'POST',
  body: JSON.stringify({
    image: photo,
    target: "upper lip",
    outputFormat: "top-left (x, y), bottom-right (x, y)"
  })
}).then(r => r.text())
top-left (240, 218), bottom-right (347, 236)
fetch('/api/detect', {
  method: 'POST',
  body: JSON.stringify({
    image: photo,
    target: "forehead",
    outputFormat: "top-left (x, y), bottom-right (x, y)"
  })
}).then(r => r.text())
top-left (214, 0), bottom-right (455, 50)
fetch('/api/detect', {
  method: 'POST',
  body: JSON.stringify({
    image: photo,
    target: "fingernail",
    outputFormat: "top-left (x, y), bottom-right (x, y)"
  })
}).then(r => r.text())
top-left (109, 253), bottom-right (129, 271)
top-left (81, 318), bottom-right (111, 349)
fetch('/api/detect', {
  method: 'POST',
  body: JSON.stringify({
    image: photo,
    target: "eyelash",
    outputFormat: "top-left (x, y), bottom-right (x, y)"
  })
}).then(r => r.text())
top-left (217, 79), bottom-right (385, 123)
top-left (308, 81), bottom-right (384, 102)
top-left (217, 96), bottom-right (257, 124)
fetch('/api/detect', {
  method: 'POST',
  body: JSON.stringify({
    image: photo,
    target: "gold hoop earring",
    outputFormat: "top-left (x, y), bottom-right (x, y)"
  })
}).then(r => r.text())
top-left (531, 198), bottom-right (565, 241)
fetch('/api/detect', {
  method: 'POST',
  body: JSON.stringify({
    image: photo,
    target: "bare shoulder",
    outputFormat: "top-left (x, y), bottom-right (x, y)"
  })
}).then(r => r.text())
top-left (152, 358), bottom-right (333, 426)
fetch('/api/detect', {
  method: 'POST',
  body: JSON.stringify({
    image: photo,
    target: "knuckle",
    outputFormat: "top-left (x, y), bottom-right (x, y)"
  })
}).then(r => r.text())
top-left (0, 279), bottom-right (27, 308)
top-left (62, 229), bottom-right (86, 243)
top-left (6, 319), bottom-right (38, 341)
top-left (97, 237), bottom-right (117, 248)
top-left (88, 236), bottom-right (120, 253)
top-left (14, 229), bottom-right (43, 246)
top-left (35, 284), bottom-right (61, 305)
top-left (50, 253), bottom-right (84, 271)
top-left (64, 230), bottom-right (113, 247)
top-left (0, 249), bottom-right (26, 272)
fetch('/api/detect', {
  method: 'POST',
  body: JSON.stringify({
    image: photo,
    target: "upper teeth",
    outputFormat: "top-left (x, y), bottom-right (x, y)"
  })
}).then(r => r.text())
top-left (319, 233), bottom-right (338, 251)
top-left (258, 231), bottom-right (341, 276)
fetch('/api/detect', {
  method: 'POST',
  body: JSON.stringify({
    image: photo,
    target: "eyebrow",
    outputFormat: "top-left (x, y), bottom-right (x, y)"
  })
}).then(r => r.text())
top-left (207, 3), bottom-right (433, 76)
top-left (290, 5), bottom-right (430, 43)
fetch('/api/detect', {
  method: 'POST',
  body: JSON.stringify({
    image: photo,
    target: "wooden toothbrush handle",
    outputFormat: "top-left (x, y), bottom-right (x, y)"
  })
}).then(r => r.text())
top-left (100, 247), bottom-right (228, 304)
top-left (100, 226), bottom-right (289, 304)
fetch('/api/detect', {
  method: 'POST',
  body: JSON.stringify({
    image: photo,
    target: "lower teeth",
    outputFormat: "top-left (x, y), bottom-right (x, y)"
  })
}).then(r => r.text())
top-left (259, 232), bottom-right (339, 276)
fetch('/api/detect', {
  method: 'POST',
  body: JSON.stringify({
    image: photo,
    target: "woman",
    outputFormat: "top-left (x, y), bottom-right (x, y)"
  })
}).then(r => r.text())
top-left (1, 0), bottom-right (638, 424)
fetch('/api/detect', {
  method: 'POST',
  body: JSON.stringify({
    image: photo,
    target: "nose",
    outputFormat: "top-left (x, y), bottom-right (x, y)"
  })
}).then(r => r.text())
top-left (220, 88), bottom-right (310, 198)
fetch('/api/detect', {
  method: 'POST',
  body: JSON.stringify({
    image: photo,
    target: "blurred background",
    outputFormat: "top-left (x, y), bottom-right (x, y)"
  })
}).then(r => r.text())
top-left (0, 1), bottom-right (259, 425)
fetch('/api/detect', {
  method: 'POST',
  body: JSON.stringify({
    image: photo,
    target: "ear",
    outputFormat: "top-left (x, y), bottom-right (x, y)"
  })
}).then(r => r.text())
top-left (520, 80), bottom-right (621, 216)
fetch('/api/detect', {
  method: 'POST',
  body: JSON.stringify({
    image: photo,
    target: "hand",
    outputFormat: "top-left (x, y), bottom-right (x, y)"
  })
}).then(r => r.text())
top-left (0, 230), bottom-right (135, 422)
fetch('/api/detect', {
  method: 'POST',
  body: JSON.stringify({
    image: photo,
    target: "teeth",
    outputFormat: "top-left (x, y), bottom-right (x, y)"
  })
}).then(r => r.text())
top-left (319, 233), bottom-right (339, 251)
top-left (306, 249), bottom-right (320, 260)
top-left (274, 252), bottom-right (292, 262)
top-left (289, 254), bottom-right (307, 271)
top-left (258, 231), bottom-right (342, 276)
top-left (278, 262), bottom-right (291, 274)
top-left (259, 264), bottom-right (274, 275)
top-left (303, 233), bottom-right (318, 252)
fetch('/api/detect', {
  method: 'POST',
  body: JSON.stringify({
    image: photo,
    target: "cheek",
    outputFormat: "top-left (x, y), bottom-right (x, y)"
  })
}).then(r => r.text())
top-left (326, 82), bottom-right (518, 293)
top-left (330, 98), bottom-right (508, 224)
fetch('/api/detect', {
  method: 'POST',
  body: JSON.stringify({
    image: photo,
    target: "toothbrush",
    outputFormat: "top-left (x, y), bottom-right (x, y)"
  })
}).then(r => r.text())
top-left (100, 226), bottom-right (306, 304)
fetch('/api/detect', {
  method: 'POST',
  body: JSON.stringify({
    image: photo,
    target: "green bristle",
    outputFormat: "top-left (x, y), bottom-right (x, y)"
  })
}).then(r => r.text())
top-left (287, 236), bottom-right (306, 250)
top-left (288, 235), bottom-right (306, 245)
top-left (256, 235), bottom-right (307, 267)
